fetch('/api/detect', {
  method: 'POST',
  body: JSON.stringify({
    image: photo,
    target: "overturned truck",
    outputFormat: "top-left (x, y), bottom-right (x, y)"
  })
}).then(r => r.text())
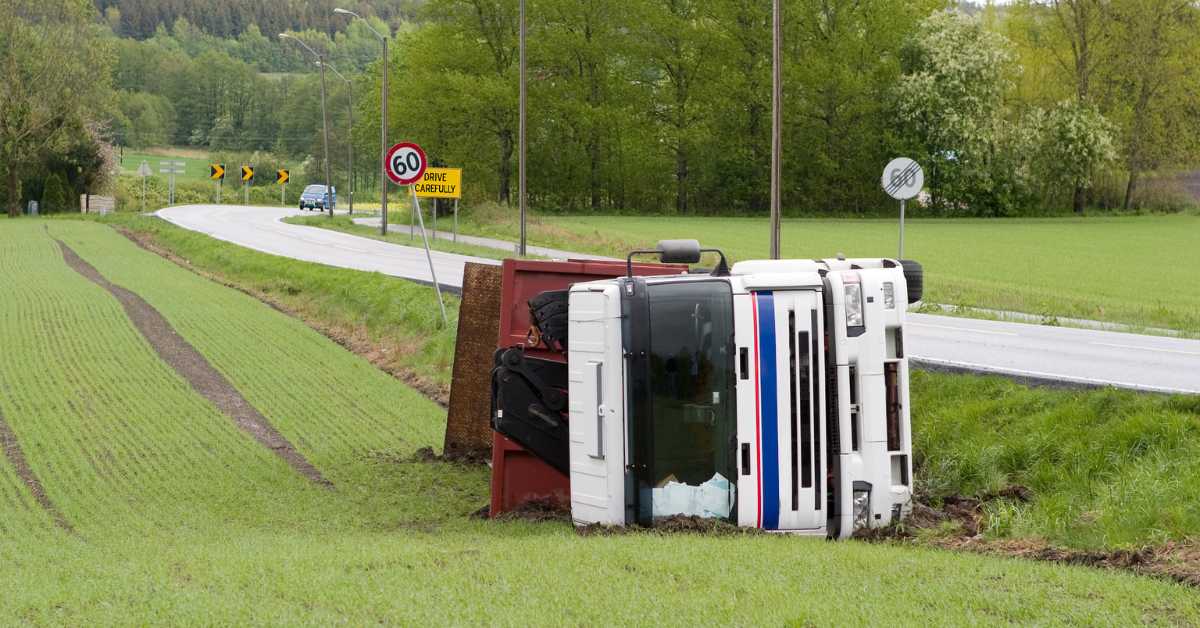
top-left (451, 240), bottom-right (922, 537)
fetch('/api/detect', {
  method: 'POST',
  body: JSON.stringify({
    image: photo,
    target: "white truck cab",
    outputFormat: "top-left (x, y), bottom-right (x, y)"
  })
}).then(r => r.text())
top-left (564, 242), bottom-right (914, 537)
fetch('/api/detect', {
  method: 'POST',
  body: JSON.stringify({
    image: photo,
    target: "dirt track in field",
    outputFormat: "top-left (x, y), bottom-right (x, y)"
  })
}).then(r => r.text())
top-left (57, 241), bottom-right (333, 489)
top-left (0, 408), bottom-right (74, 532)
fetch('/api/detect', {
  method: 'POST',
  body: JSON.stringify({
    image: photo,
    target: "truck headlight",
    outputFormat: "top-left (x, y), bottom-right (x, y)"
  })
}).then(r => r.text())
top-left (853, 488), bottom-right (870, 529)
top-left (844, 283), bottom-right (864, 327)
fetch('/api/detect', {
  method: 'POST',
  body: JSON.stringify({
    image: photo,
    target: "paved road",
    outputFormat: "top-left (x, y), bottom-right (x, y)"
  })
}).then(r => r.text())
top-left (158, 204), bottom-right (495, 288)
top-left (156, 204), bottom-right (1200, 394)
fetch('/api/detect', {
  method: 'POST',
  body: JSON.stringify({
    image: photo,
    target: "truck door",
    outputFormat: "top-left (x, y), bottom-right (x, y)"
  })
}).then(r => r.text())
top-left (736, 290), bottom-right (826, 532)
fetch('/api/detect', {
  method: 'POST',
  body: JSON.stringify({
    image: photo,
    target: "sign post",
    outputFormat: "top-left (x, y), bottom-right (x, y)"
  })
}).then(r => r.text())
top-left (137, 161), bottom-right (152, 211)
top-left (277, 169), bottom-right (290, 206)
top-left (414, 167), bottom-right (463, 241)
top-left (386, 142), bottom-right (447, 326)
top-left (241, 165), bottom-right (255, 205)
top-left (159, 161), bottom-right (185, 206)
top-left (881, 157), bottom-right (924, 260)
top-left (210, 164), bottom-right (226, 203)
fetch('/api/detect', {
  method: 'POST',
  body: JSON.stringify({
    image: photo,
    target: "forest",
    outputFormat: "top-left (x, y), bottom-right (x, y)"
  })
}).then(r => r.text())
top-left (4, 0), bottom-right (1199, 217)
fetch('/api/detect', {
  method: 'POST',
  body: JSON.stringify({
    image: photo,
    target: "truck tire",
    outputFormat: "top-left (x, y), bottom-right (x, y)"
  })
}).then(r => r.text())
top-left (529, 289), bottom-right (570, 352)
top-left (899, 259), bottom-right (923, 304)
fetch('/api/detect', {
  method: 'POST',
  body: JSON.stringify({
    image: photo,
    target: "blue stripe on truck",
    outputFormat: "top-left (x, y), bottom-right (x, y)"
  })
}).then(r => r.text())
top-left (756, 291), bottom-right (780, 530)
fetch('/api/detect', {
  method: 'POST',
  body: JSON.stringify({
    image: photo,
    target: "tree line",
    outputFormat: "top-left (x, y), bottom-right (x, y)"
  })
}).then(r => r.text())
top-left (5, 0), bottom-right (1199, 217)
top-left (94, 0), bottom-right (422, 42)
top-left (375, 0), bottom-right (1200, 216)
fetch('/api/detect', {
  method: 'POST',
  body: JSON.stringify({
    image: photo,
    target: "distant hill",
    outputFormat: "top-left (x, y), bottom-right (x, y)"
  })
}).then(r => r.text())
top-left (94, 0), bottom-right (425, 39)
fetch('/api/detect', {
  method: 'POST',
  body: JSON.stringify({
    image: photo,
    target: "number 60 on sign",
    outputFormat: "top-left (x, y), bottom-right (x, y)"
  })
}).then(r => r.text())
top-left (385, 142), bottom-right (427, 186)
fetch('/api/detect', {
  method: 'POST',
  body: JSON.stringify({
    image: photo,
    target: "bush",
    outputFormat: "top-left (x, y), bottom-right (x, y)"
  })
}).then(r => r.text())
top-left (41, 172), bottom-right (72, 213)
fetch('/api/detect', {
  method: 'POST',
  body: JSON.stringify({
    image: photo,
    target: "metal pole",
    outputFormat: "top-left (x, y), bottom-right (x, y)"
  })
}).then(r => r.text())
top-left (769, 0), bottom-right (782, 260)
top-left (281, 182), bottom-right (286, 206)
top-left (410, 201), bottom-right (415, 240)
top-left (899, 199), bottom-right (906, 260)
top-left (141, 177), bottom-right (146, 212)
top-left (432, 197), bottom-right (437, 237)
top-left (453, 198), bottom-right (459, 243)
top-left (319, 58), bottom-right (333, 218)
top-left (518, 0), bottom-right (528, 256)
top-left (333, 10), bottom-right (388, 233)
top-left (347, 85), bottom-right (354, 215)
top-left (412, 186), bottom-right (448, 326)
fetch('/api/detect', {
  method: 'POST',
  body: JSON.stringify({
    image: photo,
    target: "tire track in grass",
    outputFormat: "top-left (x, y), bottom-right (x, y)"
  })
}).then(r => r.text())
top-left (0, 405), bottom-right (73, 533)
top-left (55, 241), bottom-right (334, 490)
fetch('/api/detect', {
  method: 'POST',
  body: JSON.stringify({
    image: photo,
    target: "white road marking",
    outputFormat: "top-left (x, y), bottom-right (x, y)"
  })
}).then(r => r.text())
top-left (909, 322), bottom-right (1019, 337)
top-left (1090, 342), bottom-right (1200, 357)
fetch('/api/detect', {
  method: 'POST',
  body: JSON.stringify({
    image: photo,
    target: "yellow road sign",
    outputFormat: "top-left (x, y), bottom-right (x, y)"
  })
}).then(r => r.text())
top-left (413, 167), bottom-right (462, 199)
top-left (210, 164), bottom-right (225, 180)
top-left (241, 165), bottom-right (254, 182)
top-left (276, 169), bottom-right (289, 185)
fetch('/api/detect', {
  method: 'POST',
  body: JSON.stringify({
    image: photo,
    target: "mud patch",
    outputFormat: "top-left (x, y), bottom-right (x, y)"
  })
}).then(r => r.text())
top-left (406, 445), bottom-right (490, 466)
top-left (0, 409), bottom-right (73, 533)
top-left (119, 228), bottom-right (450, 407)
top-left (495, 497), bottom-right (572, 523)
top-left (574, 516), bottom-right (768, 537)
top-left (857, 490), bottom-right (1200, 588)
top-left (57, 241), bottom-right (333, 489)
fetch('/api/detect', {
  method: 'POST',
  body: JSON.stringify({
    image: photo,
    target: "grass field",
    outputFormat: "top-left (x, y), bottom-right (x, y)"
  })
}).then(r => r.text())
top-left (118, 149), bottom-right (215, 184)
top-left (0, 218), bottom-right (1197, 623)
top-left (451, 211), bottom-right (1200, 334)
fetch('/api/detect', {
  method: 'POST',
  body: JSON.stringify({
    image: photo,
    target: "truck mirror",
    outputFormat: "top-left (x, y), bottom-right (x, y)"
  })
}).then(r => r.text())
top-left (656, 239), bottom-right (702, 264)
top-left (625, 240), bottom-right (728, 277)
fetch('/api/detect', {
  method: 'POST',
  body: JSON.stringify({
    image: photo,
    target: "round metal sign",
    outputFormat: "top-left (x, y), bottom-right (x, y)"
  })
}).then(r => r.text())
top-left (881, 157), bottom-right (924, 200)
top-left (385, 142), bottom-right (428, 186)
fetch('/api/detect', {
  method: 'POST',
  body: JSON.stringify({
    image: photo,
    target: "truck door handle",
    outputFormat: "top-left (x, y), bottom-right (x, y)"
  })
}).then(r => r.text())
top-left (739, 348), bottom-right (749, 380)
top-left (741, 443), bottom-right (751, 475)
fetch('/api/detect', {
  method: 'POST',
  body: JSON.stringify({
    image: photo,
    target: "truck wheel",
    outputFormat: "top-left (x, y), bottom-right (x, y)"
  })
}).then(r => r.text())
top-left (899, 259), bottom-right (923, 304)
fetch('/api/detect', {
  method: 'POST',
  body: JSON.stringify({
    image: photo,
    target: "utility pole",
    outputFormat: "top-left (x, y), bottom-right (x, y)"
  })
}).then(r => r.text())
top-left (518, 0), bottom-right (528, 256)
top-left (335, 8), bottom-right (389, 233)
top-left (281, 33), bottom-right (334, 218)
top-left (769, 0), bottom-right (783, 260)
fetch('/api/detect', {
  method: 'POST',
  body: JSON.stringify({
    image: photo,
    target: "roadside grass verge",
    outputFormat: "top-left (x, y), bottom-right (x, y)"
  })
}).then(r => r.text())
top-left (94, 213), bottom-right (458, 395)
top-left (913, 371), bottom-right (1200, 550)
top-left (455, 210), bottom-right (1200, 334)
top-left (284, 214), bottom-right (529, 262)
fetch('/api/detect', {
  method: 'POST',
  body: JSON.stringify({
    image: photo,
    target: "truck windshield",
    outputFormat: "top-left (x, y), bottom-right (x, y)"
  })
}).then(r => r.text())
top-left (639, 280), bottom-right (736, 523)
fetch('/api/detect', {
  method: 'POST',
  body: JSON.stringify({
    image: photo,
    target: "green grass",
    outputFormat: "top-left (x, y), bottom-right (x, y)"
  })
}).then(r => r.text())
top-left (914, 372), bottom-right (1200, 550)
top-left (1, 218), bottom-right (1197, 622)
top-left (456, 212), bottom-right (1200, 334)
top-left (119, 149), bottom-right (215, 184)
top-left (99, 213), bottom-right (459, 390)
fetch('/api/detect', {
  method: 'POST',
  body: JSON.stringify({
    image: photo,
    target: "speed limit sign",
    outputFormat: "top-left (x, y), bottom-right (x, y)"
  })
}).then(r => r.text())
top-left (385, 142), bottom-right (427, 186)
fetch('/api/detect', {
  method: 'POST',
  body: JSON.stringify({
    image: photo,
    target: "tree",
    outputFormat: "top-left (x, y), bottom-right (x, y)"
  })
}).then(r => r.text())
top-left (1, 0), bottom-right (113, 217)
top-left (895, 11), bottom-right (1027, 216)
top-left (1105, 0), bottom-right (1200, 209)
top-left (1026, 100), bottom-right (1116, 209)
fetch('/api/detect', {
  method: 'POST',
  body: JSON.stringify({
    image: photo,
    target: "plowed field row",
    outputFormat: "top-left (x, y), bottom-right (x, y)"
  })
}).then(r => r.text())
top-left (52, 223), bottom-right (443, 482)
top-left (0, 224), bottom-right (323, 536)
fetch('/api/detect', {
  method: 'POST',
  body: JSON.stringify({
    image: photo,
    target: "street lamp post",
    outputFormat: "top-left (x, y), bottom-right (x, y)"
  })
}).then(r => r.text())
top-left (334, 8), bottom-right (389, 234)
top-left (518, 0), bottom-right (528, 256)
top-left (323, 61), bottom-right (355, 216)
top-left (769, 0), bottom-right (782, 259)
top-left (281, 33), bottom-right (334, 218)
